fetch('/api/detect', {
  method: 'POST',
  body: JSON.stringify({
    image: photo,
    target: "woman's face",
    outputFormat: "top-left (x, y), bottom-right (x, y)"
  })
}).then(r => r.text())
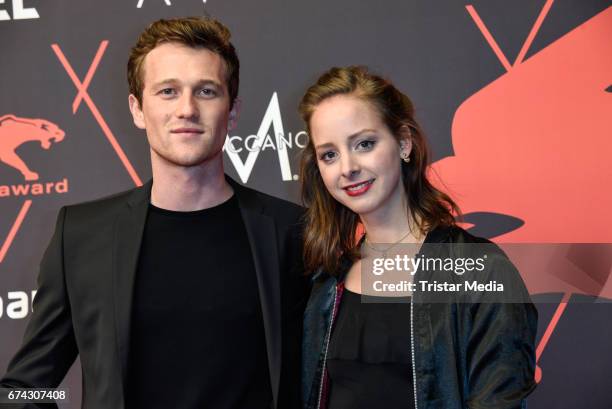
top-left (309, 94), bottom-right (411, 219)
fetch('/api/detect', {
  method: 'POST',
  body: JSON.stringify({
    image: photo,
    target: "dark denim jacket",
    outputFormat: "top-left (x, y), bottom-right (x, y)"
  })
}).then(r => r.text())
top-left (302, 226), bottom-right (538, 409)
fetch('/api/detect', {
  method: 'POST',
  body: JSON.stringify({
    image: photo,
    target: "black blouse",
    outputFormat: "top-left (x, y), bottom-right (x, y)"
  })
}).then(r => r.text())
top-left (327, 288), bottom-right (415, 409)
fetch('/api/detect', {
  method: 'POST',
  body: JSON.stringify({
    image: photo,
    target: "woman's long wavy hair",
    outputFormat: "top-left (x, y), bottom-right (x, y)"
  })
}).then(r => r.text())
top-left (299, 66), bottom-right (460, 275)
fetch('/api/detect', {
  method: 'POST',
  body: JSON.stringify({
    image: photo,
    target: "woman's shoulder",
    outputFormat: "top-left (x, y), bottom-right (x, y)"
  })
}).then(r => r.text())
top-left (425, 224), bottom-right (517, 272)
top-left (429, 225), bottom-right (532, 300)
top-left (426, 224), bottom-right (492, 245)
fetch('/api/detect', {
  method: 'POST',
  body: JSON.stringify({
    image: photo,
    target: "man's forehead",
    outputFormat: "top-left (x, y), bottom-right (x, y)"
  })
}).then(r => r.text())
top-left (141, 42), bottom-right (228, 82)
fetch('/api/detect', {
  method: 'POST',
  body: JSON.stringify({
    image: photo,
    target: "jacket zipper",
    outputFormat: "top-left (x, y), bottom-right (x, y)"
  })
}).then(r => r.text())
top-left (316, 283), bottom-right (339, 409)
top-left (411, 290), bottom-right (419, 409)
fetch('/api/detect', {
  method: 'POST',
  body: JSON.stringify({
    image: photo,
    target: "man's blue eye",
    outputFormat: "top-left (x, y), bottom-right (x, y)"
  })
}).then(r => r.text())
top-left (199, 88), bottom-right (217, 97)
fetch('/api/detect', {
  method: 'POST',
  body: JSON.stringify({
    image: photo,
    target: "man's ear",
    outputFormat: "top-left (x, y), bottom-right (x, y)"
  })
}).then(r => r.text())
top-left (128, 94), bottom-right (146, 130)
top-left (228, 98), bottom-right (241, 131)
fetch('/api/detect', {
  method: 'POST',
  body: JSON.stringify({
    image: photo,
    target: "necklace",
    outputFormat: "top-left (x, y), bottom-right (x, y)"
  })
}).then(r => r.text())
top-left (363, 228), bottom-right (412, 258)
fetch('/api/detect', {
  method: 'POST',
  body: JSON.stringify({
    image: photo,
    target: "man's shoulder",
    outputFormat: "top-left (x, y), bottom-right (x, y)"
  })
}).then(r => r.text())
top-left (62, 183), bottom-right (148, 221)
top-left (233, 181), bottom-right (304, 222)
top-left (252, 188), bottom-right (304, 217)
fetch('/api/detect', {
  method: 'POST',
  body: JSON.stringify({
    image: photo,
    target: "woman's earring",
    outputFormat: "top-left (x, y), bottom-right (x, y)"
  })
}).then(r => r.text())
top-left (400, 141), bottom-right (411, 163)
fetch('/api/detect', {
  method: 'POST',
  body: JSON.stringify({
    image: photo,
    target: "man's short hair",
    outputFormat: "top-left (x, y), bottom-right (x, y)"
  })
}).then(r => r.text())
top-left (127, 16), bottom-right (240, 109)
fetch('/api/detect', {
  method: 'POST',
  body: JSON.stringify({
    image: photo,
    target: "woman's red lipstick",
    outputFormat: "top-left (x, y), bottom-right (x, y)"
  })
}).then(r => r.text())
top-left (343, 179), bottom-right (374, 196)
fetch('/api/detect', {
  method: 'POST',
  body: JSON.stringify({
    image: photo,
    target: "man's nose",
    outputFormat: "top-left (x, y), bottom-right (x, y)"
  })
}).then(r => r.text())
top-left (176, 94), bottom-right (199, 119)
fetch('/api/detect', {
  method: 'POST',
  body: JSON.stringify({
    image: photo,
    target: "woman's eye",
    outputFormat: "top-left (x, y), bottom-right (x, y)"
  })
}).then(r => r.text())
top-left (356, 140), bottom-right (375, 150)
top-left (320, 151), bottom-right (337, 162)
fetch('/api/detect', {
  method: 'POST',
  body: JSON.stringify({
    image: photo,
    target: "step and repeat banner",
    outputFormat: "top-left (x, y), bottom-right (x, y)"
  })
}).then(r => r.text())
top-left (1, 0), bottom-right (611, 407)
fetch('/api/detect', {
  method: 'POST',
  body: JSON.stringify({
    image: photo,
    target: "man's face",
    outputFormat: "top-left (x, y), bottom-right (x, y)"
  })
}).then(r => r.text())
top-left (129, 42), bottom-right (237, 168)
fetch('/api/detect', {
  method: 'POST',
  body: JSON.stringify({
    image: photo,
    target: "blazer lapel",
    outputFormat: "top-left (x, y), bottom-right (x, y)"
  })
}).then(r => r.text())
top-left (112, 180), bottom-right (151, 399)
top-left (231, 179), bottom-right (282, 409)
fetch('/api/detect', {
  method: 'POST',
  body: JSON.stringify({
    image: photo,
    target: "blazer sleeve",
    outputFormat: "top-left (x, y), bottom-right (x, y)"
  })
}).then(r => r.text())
top-left (1, 207), bottom-right (78, 407)
top-left (464, 252), bottom-right (538, 409)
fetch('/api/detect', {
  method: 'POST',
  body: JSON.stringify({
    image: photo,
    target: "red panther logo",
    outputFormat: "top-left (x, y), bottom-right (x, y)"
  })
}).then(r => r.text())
top-left (0, 114), bottom-right (66, 181)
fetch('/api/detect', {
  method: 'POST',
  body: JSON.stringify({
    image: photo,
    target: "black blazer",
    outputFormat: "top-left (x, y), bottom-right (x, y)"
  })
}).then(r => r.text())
top-left (1, 177), bottom-right (308, 409)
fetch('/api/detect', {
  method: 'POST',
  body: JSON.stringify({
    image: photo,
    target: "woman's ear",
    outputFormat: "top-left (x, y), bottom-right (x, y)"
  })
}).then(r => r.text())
top-left (399, 126), bottom-right (413, 162)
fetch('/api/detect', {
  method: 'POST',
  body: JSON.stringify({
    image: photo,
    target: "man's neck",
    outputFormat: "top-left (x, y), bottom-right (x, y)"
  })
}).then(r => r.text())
top-left (150, 154), bottom-right (233, 212)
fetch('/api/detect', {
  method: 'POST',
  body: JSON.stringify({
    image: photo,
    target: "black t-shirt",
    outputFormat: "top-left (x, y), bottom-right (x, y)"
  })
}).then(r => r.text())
top-left (327, 289), bottom-right (415, 409)
top-left (126, 195), bottom-right (272, 409)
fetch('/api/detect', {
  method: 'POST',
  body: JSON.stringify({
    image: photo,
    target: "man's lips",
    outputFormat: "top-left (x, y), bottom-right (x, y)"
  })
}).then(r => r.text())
top-left (343, 179), bottom-right (375, 196)
top-left (170, 127), bottom-right (204, 134)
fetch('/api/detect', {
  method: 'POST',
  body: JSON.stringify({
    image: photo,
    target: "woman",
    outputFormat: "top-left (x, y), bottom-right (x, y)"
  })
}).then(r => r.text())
top-left (299, 66), bottom-right (537, 409)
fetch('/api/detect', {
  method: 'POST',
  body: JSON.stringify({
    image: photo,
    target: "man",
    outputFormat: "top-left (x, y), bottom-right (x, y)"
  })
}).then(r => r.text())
top-left (1, 17), bottom-right (307, 409)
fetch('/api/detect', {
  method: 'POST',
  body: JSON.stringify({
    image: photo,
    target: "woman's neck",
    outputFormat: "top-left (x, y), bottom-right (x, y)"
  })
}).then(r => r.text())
top-left (360, 208), bottom-right (423, 244)
top-left (360, 194), bottom-right (424, 244)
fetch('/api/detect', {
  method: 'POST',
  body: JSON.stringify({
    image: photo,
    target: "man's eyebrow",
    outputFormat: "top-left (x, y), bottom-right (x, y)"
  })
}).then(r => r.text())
top-left (151, 78), bottom-right (179, 88)
top-left (314, 129), bottom-right (376, 150)
top-left (150, 78), bottom-right (223, 88)
top-left (195, 79), bottom-right (224, 89)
